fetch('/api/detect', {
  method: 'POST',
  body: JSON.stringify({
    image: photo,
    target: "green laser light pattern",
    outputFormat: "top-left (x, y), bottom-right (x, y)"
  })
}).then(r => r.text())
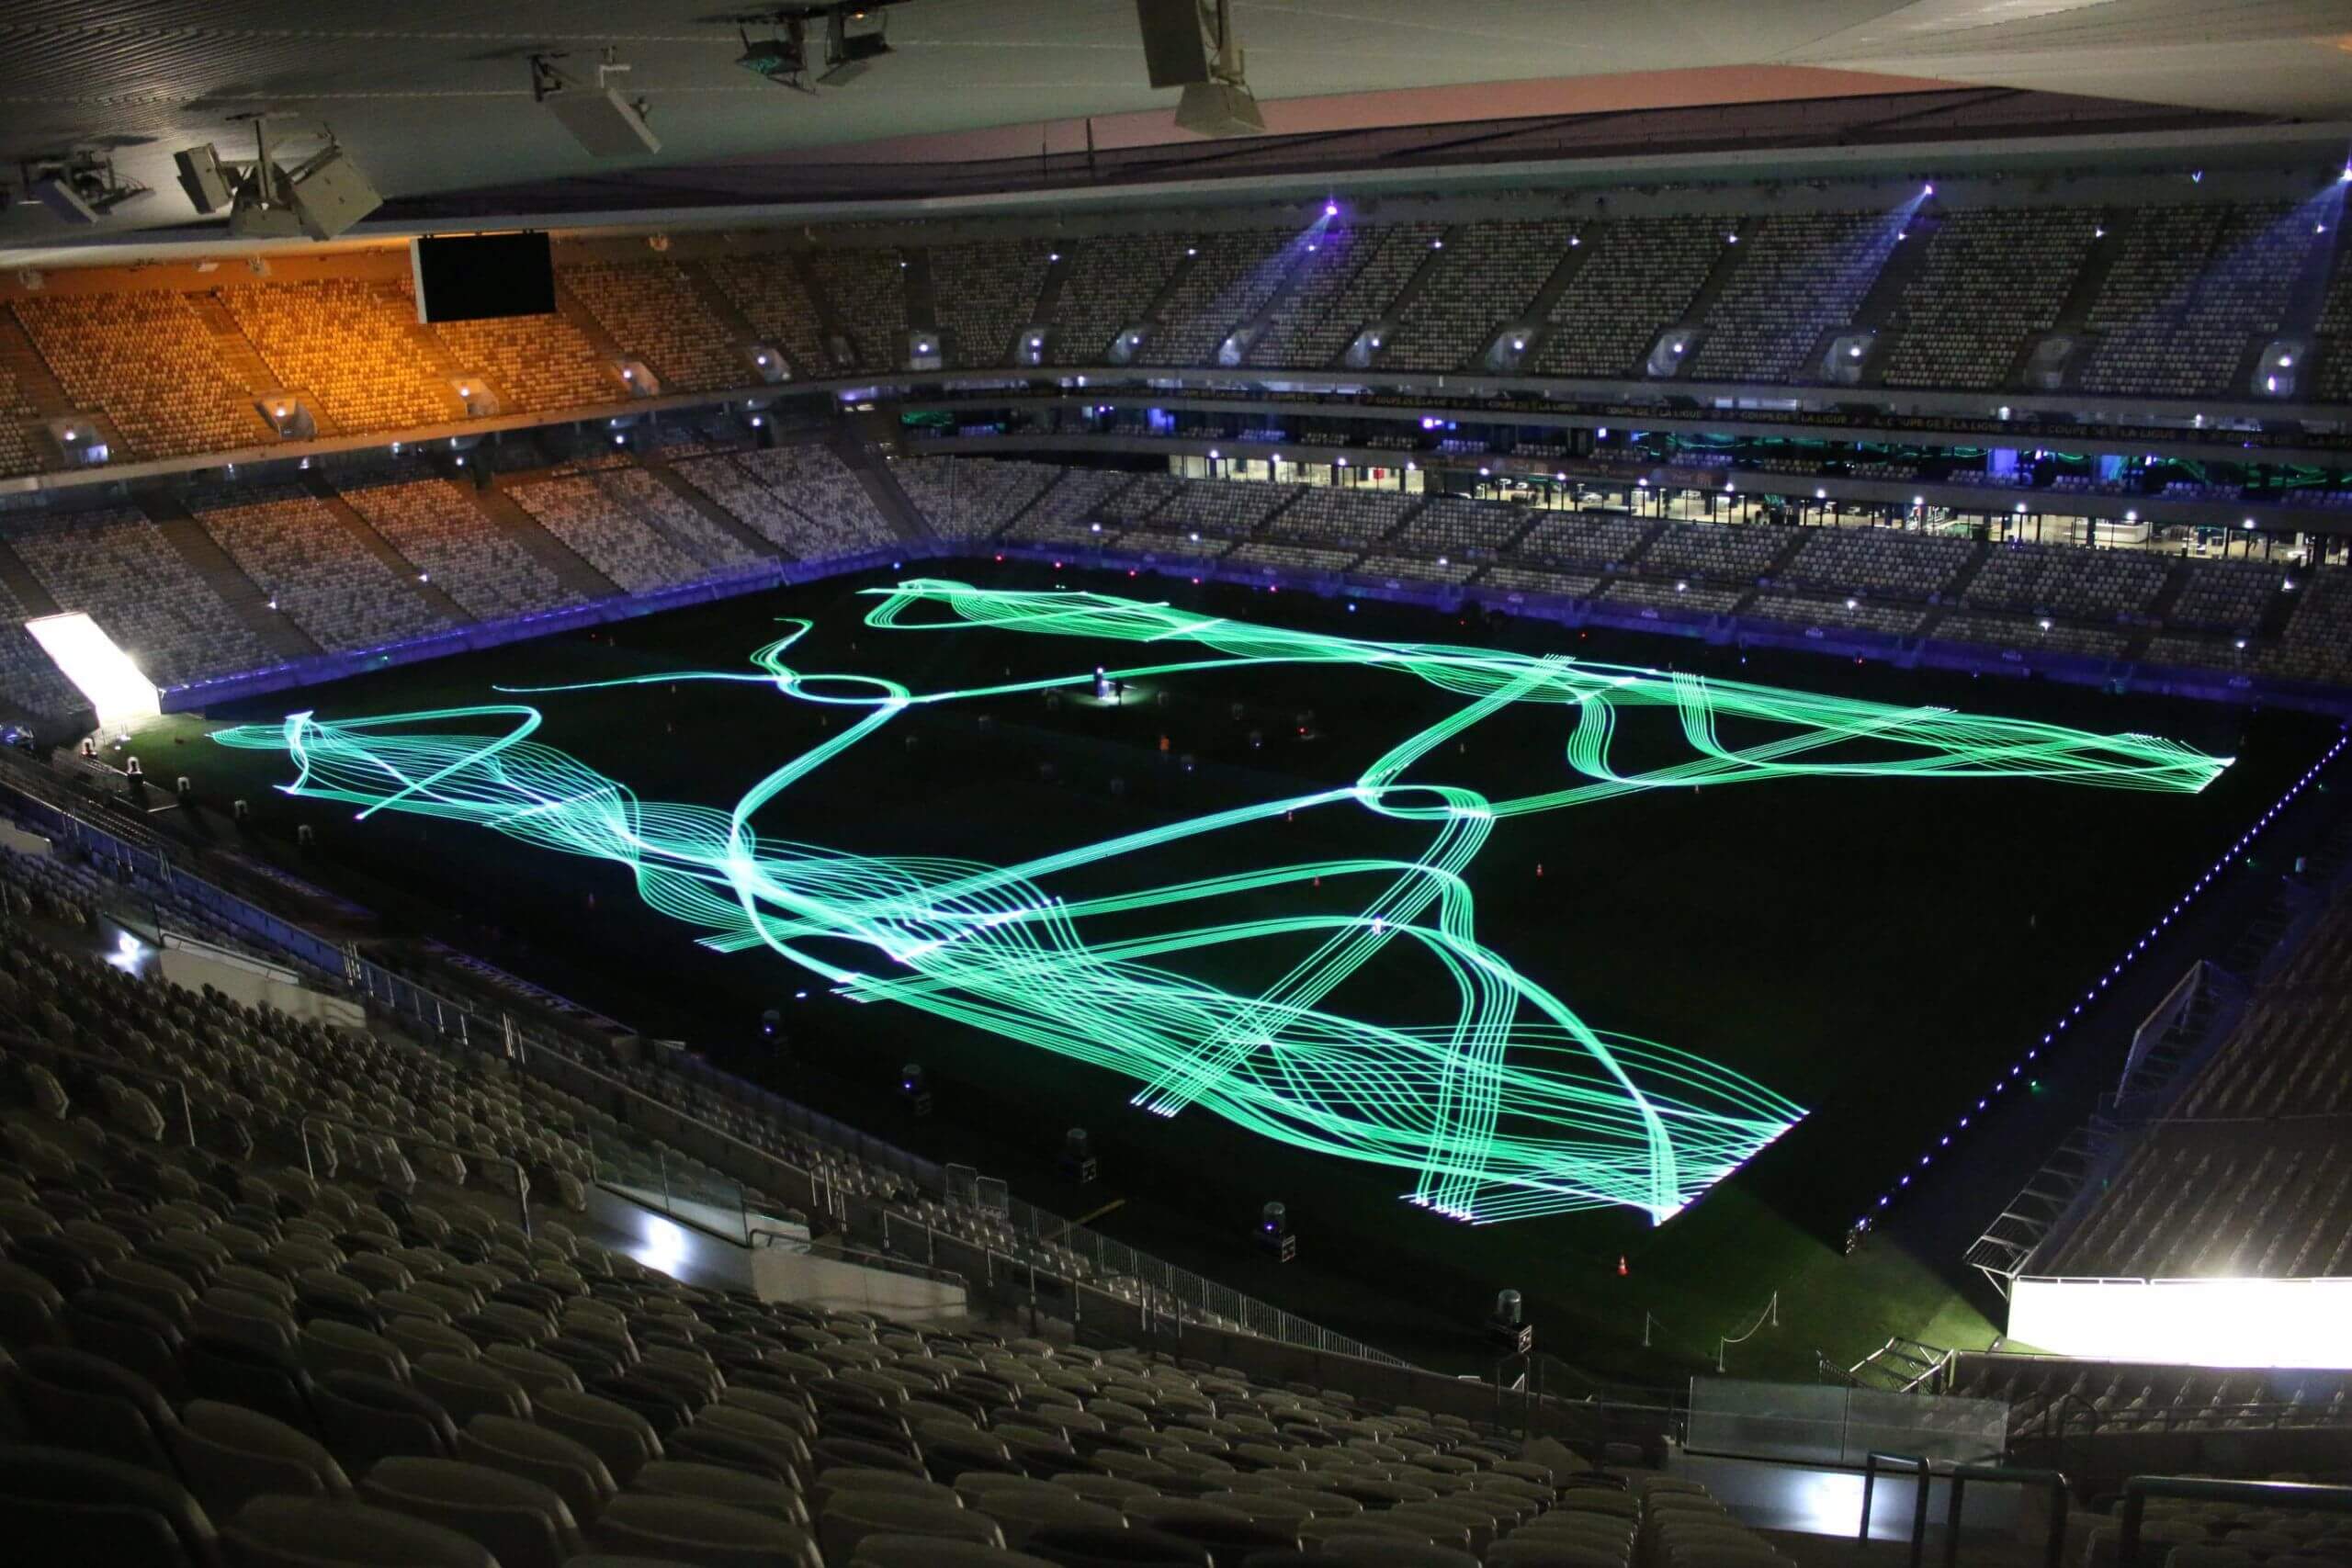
top-left (214, 581), bottom-right (2229, 1225)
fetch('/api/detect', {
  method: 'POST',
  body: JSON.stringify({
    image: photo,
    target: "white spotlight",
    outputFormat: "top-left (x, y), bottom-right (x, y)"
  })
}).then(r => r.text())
top-left (25, 614), bottom-right (159, 727)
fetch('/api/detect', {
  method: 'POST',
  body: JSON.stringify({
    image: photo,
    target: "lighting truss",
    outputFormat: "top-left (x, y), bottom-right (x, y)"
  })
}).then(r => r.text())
top-left (213, 582), bottom-right (2230, 1226)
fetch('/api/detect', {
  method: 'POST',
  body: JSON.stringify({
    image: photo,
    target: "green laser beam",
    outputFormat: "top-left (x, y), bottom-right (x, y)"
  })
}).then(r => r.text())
top-left (213, 580), bottom-right (2230, 1224)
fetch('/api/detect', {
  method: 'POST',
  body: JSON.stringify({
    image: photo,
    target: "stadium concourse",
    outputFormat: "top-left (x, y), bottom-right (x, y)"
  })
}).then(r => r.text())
top-left (6, 0), bottom-right (2352, 1562)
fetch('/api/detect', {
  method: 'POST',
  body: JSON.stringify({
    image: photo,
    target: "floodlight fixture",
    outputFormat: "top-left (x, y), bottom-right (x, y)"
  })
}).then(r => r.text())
top-left (532, 51), bottom-right (660, 157)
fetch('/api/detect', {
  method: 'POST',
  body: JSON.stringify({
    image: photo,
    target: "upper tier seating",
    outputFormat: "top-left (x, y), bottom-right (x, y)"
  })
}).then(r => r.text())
top-left (808, 250), bottom-right (908, 372)
top-left (1537, 217), bottom-right (1723, 378)
top-left (429, 315), bottom-right (613, 416)
top-left (0, 355), bottom-right (44, 479)
top-left (1382, 220), bottom-right (1573, 372)
top-left (891, 457), bottom-right (1060, 541)
top-left (334, 465), bottom-right (581, 624)
top-left (1689, 211), bottom-right (1900, 384)
top-left (8, 508), bottom-right (269, 688)
top-left (1251, 220), bottom-right (1446, 370)
top-left (220, 280), bottom-right (458, 436)
top-left (928, 239), bottom-right (1051, 370)
top-left (563, 263), bottom-right (745, 396)
top-left (704, 255), bottom-right (833, 378)
top-left (14, 293), bottom-right (272, 462)
top-left (1046, 232), bottom-right (1189, 366)
top-left (2076, 205), bottom-right (2313, 399)
top-left (1141, 229), bottom-right (1306, 367)
top-left (1880, 208), bottom-right (2097, 389)
top-left (188, 484), bottom-right (454, 652)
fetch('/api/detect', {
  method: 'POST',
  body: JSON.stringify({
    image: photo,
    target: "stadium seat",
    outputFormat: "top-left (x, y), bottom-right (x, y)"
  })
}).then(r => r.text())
top-left (0, 1443), bottom-right (222, 1568)
top-left (223, 1495), bottom-right (494, 1568)
top-left (358, 1453), bottom-right (584, 1568)
top-left (168, 1399), bottom-right (352, 1518)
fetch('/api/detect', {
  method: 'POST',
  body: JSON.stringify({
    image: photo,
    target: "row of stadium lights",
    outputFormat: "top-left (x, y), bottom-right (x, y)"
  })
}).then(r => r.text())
top-left (1850, 729), bottom-right (2351, 1241)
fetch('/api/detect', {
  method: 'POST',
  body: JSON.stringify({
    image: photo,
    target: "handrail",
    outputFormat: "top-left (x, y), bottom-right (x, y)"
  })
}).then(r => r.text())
top-left (0, 1027), bottom-right (199, 1147)
top-left (297, 1110), bottom-right (532, 1240)
top-left (1940, 1464), bottom-right (2068, 1568)
top-left (1859, 1451), bottom-right (1932, 1568)
top-left (2118, 1477), bottom-right (2352, 1568)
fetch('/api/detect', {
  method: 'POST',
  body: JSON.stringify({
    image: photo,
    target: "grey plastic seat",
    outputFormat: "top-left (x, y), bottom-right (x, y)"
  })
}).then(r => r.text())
top-left (455, 1412), bottom-right (616, 1525)
top-left (821, 1490), bottom-right (1004, 1563)
top-left (1026, 1522), bottom-right (1216, 1564)
top-left (636, 1458), bottom-right (809, 1525)
top-left (592, 1492), bottom-right (824, 1567)
top-left (0, 1443), bottom-right (222, 1568)
top-left (64, 1287), bottom-right (188, 1400)
top-left (7, 1343), bottom-right (184, 1473)
top-left (169, 1399), bottom-right (352, 1518)
top-left (1318, 1539), bottom-right (1483, 1568)
top-left (311, 1370), bottom-right (456, 1470)
top-left (481, 1341), bottom-right (581, 1394)
top-left (299, 1319), bottom-right (410, 1384)
top-left (985, 1488), bottom-right (1131, 1546)
top-left (224, 1495), bottom-right (493, 1568)
top-left (1487, 1539), bottom-right (1634, 1568)
top-left (534, 1384), bottom-right (663, 1483)
top-left (359, 1453), bottom-right (583, 1568)
top-left (413, 1351), bottom-right (531, 1424)
top-left (854, 1536), bottom-right (1062, 1566)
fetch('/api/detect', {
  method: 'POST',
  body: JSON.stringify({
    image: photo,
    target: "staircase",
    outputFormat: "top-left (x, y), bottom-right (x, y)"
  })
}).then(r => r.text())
top-left (0, 536), bottom-right (60, 616)
top-left (0, 310), bottom-right (75, 417)
top-left (1371, 227), bottom-right (1459, 362)
top-left (298, 474), bottom-right (473, 624)
top-left (790, 254), bottom-right (857, 372)
top-left (1963, 1113), bottom-right (2121, 1294)
top-left (553, 283), bottom-right (629, 363)
top-left (1026, 250), bottom-right (1073, 333)
top-left (186, 294), bottom-right (283, 399)
top-left (1525, 224), bottom-right (1597, 322)
top-left (1850, 213), bottom-right (1940, 333)
top-left (636, 462), bottom-right (782, 561)
top-left (468, 483), bottom-right (621, 600)
top-left (2050, 210), bottom-right (2130, 331)
top-left (135, 493), bottom-right (322, 661)
top-left (831, 435), bottom-right (931, 544)
top-left (904, 248), bottom-right (938, 338)
top-left (1680, 234), bottom-right (1751, 332)
top-left (1936, 540), bottom-right (1992, 605)
top-left (677, 262), bottom-right (774, 361)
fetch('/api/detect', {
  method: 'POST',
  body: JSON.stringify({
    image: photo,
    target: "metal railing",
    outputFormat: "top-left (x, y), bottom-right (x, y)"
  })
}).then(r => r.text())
top-left (1939, 1464), bottom-right (2068, 1568)
top-left (1, 1029), bottom-right (199, 1147)
top-left (296, 1110), bottom-right (533, 1239)
top-left (1860, 1451), bottom-right (1933, 1568)
top-left (2117, 1476), bottom-right (2352, 1568)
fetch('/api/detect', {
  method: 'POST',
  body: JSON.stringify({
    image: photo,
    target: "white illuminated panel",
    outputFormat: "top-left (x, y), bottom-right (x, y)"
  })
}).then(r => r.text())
top-left (2011, 1276), bottom-right (2352, 1369)
top-left (24, 613), bottom-right (159, 727)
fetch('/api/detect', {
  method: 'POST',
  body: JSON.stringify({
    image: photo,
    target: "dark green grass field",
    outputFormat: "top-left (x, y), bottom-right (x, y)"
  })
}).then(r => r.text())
top-left (134, 562), bottom-right (2336, 1379)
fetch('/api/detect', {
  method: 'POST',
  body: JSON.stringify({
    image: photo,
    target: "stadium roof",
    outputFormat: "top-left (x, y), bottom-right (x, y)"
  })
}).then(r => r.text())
top-left (1, 0), bottom-right (2344, 253)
